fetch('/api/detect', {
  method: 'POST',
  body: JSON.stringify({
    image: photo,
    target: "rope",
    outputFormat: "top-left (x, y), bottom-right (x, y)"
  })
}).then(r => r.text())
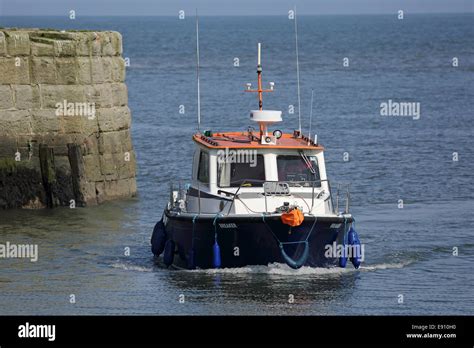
top-left (191, 214), bottom-right (199, 248)
top-left (212, 213), bottom-right (223, 242)
top-left (262, 213), bottom-right (316, 269)
top-left (261, 214), bottom-right (317, 247)
top-left (342, 216), bottom-right (348, 258)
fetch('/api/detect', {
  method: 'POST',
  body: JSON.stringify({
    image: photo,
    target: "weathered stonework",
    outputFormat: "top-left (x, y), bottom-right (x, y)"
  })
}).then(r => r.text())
top-left (0, 29), bottom-right (136, 209)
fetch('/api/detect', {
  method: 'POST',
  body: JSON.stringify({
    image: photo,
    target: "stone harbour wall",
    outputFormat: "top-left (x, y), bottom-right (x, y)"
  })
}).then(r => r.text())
top-left (0, 29), bottom-right (136, 209)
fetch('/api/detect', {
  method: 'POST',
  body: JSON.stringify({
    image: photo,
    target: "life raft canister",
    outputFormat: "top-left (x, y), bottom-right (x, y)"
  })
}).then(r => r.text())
top-left (281, 208), bottom-right (304, 227)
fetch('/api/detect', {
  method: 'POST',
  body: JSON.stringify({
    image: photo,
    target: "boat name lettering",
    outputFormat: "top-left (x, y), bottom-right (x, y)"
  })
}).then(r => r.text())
top-left (219, 223), bottom-right (238, 228)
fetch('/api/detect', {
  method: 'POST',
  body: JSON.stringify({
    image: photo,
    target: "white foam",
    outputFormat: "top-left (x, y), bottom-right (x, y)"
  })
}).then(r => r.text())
top-left (111, 260), bottom-right (413, 275)
top-left (111, 262), bottom-right (153, 272)
top-left (188, 263), bottom-right (351, 276)
top-left (360, 260), bottom-right (413, 271)
top-left (186, 261), bottom-right (413, 275)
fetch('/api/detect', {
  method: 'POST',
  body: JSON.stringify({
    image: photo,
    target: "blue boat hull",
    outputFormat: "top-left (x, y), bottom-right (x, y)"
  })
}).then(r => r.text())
top-left (155, 211), bottom-right (353, 269)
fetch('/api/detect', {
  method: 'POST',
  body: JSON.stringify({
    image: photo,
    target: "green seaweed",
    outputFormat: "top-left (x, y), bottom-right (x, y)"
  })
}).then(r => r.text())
top-left (0, 158), bottom-right (18, 173)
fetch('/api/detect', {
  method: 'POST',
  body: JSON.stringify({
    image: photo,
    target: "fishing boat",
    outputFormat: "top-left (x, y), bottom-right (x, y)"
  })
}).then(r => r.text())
top-left (151, 14), bottom-right (362, 270)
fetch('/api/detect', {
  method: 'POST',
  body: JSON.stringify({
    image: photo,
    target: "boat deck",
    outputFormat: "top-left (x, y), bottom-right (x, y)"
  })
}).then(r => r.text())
top-left (193, 131), bottom-right (323, 150)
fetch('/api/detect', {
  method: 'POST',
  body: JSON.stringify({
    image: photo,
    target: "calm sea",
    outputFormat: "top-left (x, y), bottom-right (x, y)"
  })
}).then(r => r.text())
top-left (0, 14), bottom-right (473, 315)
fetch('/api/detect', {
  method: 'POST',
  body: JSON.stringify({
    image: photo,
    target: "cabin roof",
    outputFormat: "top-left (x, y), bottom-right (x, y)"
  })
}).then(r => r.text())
top-left (193, 132), bottom-right (323, 150)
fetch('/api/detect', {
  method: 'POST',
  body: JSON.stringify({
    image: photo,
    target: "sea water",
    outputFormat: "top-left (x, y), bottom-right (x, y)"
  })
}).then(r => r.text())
top-left (0, 14), bottom-right (473, 315)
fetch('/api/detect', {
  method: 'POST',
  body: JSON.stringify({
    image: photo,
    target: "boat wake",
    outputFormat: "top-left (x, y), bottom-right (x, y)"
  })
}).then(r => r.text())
top-left (360, 260), bottom-right (414, 271)
top-left (111, 262), bottom-right (153, 272)
top-left (186, 260), bottom-right (414, 276)
top-left (110, 259), bottom-right (414, 275)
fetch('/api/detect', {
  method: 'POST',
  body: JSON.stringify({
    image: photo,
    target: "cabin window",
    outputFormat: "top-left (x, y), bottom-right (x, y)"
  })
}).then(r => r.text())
top-left (218, 154), bottom-right (265, 187)
top-left (197, 151), bottom-right (209, 184)
top-left (277, 155), bottom-right (321, 187)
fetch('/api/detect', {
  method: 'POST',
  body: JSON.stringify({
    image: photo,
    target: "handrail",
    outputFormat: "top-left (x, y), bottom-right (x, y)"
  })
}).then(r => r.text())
top-left (217, 189), bottom-right (237, 197)
top-left (223, 178), bottom-right (331, 216)
top-left (168, 178), bottom-right (351, 215)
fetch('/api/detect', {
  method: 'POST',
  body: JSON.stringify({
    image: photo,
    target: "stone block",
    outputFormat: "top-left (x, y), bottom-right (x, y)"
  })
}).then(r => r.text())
top-left (119, 150), bottom-right (136, 179)
top-left (0, 110), bottom-right (32, 137)
top-left (81, 133), bottom-right (100, 155)
top-left (0, 32), bottom-right (7, 56)
top-left (99, 153), bottom-right (117, 179)
top-left (101, 32), bottom-right (115, 56)
top-left (77, 57), bottom-right (92, 84)
top-left (57, 115), bottom-right (85, 134)
top-left (82, 116), bottom-right (99, 136)
top-left (59, 114), bottom-right (97, 135)
top-left (75, 34), bottom-right (92, 56)
top-left (84, 84), bottom-right (113, 108)
top-left (13, 85), bottom-right (41, 110)
top-left (0, 85), bottom-right (14, 109)
top-left (83, 153), bottom-right (102, 182)
top-left (53, 40), bottom-right (76, 57)
top-left (31, 56), bottom-right (56, 84)
top-left (55, 57), bottom-right (78, 84)
top-left (97, 106), bottom-right (131, 132)
top-left (31, 109), bottom-right (61, 134)
top-left (98, 150), bottom-right (135, 181)
top-left (31, 39), bottom-right (55, 56)
top-left (110, 32), bottom-right (123, 56)
top-left (5, 31), bottom-right (30, 56)
top-left (98, 177), bottom-right (136, 200)
top-left (111, 57), bottom-right (125, 82)
top-left (0, 57), bottom-right (30, 84)
top-left (95, 181), bottom-right (106, 203)
top-left (97, 129), bottom-right (132, 154)
top-left (90, 57), bottom-right (107, 83)
top-left (41, 85), bottom-right (85, 108)
top-left (90, 33), bottom-right (102, 56)
top-left (82, 182), bottom-right (99, 205)
top-left (111, 83), bottom-right (128, 106)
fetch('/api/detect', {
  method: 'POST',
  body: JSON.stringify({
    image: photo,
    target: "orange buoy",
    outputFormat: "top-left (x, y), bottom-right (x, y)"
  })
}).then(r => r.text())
top-left (281, 208), bottom-right (304, 227)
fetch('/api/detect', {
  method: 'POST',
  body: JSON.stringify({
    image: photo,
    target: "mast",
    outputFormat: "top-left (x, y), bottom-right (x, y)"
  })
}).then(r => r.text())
top-left (245, 43), bottom-right (275, 138)
top-left (196, 9), bottom-right (201, 131)
top-left (294, 5), bottom-right (302, 135)
top-left (257, 43), bottom-right (263, 110)
top-left (308, 88), bottom-right (314, 145)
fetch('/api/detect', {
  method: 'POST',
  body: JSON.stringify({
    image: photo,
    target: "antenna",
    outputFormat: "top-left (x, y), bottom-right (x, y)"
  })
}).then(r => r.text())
top-left (294, 5), bottom-right (302, 135)
top-left (196, 9), bottom-right (201, 132)
top-left (308, 88), bottom-right (314, 145)
top-left (245, 42), bottom-right (275, 138)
